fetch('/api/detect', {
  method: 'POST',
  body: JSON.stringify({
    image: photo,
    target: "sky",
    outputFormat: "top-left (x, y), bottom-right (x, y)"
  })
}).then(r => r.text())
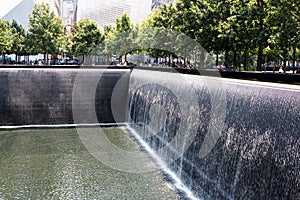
top-left (0, 0), bottom-right (23, 18)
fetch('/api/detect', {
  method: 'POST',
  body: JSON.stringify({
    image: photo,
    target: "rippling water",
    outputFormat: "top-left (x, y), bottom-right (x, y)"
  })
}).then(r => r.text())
top-left (0, 127), bottom-right (180, 199)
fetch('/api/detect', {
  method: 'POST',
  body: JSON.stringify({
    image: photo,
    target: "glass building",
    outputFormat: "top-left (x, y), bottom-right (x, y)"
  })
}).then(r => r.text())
top-left (1, 0), bottom-right (59, 29)
top-left (1, 0), bottom-right (173, 30)
top-left (75, 0), bottom-right (152, 29)
top-left (1, 0), bottom-right (34, 29)
top-left (151, 0), bottom-right (174, 10)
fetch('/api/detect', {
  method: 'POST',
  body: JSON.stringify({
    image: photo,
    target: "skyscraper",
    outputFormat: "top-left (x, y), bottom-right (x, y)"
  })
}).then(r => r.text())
top-left (151, 0), bottom-right (174, 10)
top-left (62, 0), bottom-right (75, 25)
top-left (75, 0), bottom-right (152, 30)
top-left (1, 0), bottom-right (34, 29)
top-left (1, 0), bottom-right (59, 29)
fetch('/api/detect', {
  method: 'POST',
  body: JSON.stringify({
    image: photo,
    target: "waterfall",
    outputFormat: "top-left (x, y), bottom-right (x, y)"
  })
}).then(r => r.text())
top-left (127, 69), bottom-right (300, 199)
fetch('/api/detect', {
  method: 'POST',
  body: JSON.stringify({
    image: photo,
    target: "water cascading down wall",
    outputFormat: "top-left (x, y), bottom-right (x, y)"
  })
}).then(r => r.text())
top-left (0, 68), bottom-right (299, 199)
top-left (128, 69), bottom-right (299, 199)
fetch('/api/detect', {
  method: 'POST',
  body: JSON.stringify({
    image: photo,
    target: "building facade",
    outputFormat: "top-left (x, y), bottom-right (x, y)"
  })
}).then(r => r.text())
top-left (62, 0), bottom-right (75, 25)
top-left (1, 0), bottom-right (34, 29)
top-left (75, 0), bottom-right (152, 29)
top-left (151, 0), bottom-right (174, 11)
top-left (1, 0), bottom-right (59, 29)
top-left (1, 0), bottom-right (174, 30)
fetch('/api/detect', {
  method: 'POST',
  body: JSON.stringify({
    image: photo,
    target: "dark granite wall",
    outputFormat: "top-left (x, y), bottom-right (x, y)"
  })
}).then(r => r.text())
top-left (0, 69), bottom-right (130, 126)
top-left (0, 68), bottom-right (299, 199)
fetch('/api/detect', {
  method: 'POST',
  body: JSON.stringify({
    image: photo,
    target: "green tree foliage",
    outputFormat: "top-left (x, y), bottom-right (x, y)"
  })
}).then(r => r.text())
top-left (139, 3), bottom-right (178, 65)
top-left (71, 18), bottom-right (103, 63)
top-left (0, 19), bottom-right (12, 62)
top-left (266, 0), bottom-right (299, 72)
top-left (28, 2), bottom-right (65, 63)
top-left (224, 0), bottom-right (258, 70)
top-left (116, 13), bottom-right (131, 33)
top-left (8, 1), bottom-right (298, 70)
top-left (101, 25), bottom-right (116, 63)
top-left (201, 0), bottom-right (231, 66)
top-left (252, 0), bottom-right (269, 71)
top-left (140, 0), bottom-right (300, 71)
top-left (9, 20), bottom-right (27, 62)
top-left (109, 13), bottom-right (133, 62)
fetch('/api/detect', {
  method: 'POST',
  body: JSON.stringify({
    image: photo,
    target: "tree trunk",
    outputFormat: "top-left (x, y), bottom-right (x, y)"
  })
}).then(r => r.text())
top-left (287, 55), bottom-right (290, 71)
top-left (215, 50), bottom-right (219, 66)
top-left (26, 55), bottom-right (29, 64)
top-left (244, 49), bottom-right (248, 71)
top-left (257, 45), bottom-right (263, 71)
top-left (53, 55), bottom-right (57, 65)
top-left (292, 47), bottom-right (296, 74)
top-left (264, 55), bottom-right (267, 71)
top-left (225, 48), bottom-right (229, 67)
top-left (200, 51), bottom-right (205, 69)
top-left (44, 53), bottom-right (46, 65)
top-left (273, 57), bottom-right (276, 73)
top-left (82, 55), bottom-right (85, 65)
top-left (233, 49), bottom-right (237, 69)
top-left (165, 56), bottom-right (167, 67)
top-left (283, 51), bottom-right (287, 73)
top-left (148, 54), bottom-right (151, 65)
top-left (256, 0), bottom-right (264, 71)
top-left (18, 55), bottom-right (21, 64)
top-left (2, 53), bottom-right (6, 64)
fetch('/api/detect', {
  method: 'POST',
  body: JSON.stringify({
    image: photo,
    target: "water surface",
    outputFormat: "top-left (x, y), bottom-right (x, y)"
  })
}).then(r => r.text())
top-left (0, 127), bottom-right (180, 199)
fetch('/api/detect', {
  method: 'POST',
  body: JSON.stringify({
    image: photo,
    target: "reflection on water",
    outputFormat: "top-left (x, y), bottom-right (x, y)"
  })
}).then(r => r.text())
top-left (0, 128), bottom-right (180, 199)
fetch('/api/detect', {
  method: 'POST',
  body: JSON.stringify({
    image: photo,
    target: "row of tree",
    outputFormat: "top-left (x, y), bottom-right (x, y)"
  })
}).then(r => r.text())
top-left (0, 2), bottom-right (102, 65)
top-left (144, 0), bottom-right (300, 71)
top-left (1, 1), bottom-right (299, 71)
top-left (86, 0), bottom-right (300, 71)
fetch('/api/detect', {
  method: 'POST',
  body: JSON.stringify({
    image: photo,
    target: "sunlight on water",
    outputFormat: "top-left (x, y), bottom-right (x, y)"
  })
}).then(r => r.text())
top-left (0, 127), bottom-right (180, 199)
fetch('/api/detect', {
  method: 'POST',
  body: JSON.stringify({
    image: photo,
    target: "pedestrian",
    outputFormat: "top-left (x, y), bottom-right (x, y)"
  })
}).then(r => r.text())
top-left (279, 66), bottom-right (284, 73)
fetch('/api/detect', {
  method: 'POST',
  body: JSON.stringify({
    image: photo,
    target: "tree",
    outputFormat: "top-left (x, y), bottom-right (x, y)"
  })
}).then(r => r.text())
top-left (138, 0), bottom-right (300, 71)
top-left (71, 18), bottom-right (103, 64)
top-left (266, 0), bottom-right (299, 72)
top-left (114, 13), bottom-right (133, 62)
top-left (252, 0), bottom-right (269, 71)
top-left (9, 20), bottom-right (27, 63)
top-left (213, 0), bottom-right (258, 70)
top-left (168, 0), bottom-right (202, 67)
top-left (0, 19), bottom-right (12, 63)
top-left (140, 3), bottom-right (179, 65)
top-left (28, 2), bottom-right (65, 64)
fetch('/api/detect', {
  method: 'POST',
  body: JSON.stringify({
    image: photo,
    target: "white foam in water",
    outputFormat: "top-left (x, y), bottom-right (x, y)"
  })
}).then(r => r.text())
top-left (0, 123), bottom-right (129, 130)
top-left (125, 124), bottom-right (202, 200)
